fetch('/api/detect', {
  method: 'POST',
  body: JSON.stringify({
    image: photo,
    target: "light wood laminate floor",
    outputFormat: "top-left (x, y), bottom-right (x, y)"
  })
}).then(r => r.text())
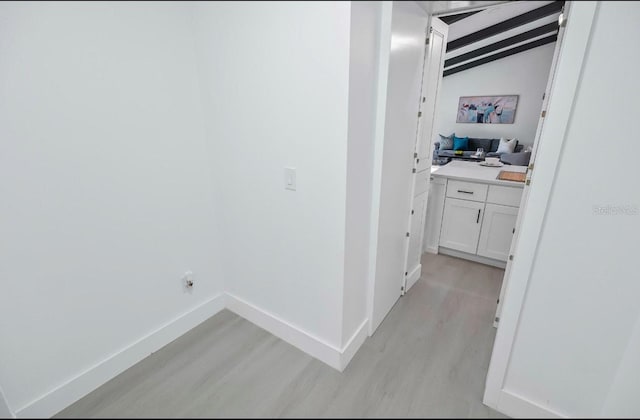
top-left (56, 253), bottom-right (507, 418)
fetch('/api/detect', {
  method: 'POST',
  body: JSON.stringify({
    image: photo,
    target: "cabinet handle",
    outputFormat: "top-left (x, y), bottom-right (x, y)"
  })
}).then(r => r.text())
top-left (476, 209), bottom-right (481, 223)
top-left (458, 190), bottom-right (474, 194)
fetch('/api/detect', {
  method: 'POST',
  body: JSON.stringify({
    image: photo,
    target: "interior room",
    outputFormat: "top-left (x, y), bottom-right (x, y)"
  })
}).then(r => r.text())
top-left (1, 1), bottom-right (639, 419)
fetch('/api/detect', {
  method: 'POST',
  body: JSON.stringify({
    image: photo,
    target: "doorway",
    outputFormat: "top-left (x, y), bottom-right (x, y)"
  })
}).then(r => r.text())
top-left (368, 0), bottom-right (577, 416)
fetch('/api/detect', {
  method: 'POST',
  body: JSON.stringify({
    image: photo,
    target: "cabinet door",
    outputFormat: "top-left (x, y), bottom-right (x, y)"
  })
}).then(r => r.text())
top-left (439, 198), bottom-right (484, 254)
top-left (477, 203), bottom-right (519, 261)
top-left (405, 191), bottom-right (428, 290)
top-left (423, 177), bottom-right (446, 253)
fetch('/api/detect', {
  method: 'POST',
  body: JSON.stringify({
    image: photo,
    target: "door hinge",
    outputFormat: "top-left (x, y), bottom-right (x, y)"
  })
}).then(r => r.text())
top-left (528, 163), bottom-right (534, 170)
top-left (414, 152), bottom-right (418, 158)
top-left (406, 232), bottom-right (410, 237)
top-left (401, 285), bottom-right (405, 291)
top-left (411, 209), bottom-right (414, 215)
top-left (542, 92), bottom-right (546, 100)
top-left (418, 111), bottom-right (423, 117)
top-left (541, 110), bottom-right (547, 118)
top-left (412, 168), bottom-right (417, 173)
top-left (495, 316), bottom-right (500, 323)
top-left (509, 254), bottom-right (514, 261)
top-left (405, 271), bottom-right (408, 276)
top-left (558, 12), bottom-right (567, 28)
top-left (422, 96), bottom-right (426, 103)
top-left (512, 227), bottom-right (515, 234)
top-left (526, 179), bottom-right (531, 186)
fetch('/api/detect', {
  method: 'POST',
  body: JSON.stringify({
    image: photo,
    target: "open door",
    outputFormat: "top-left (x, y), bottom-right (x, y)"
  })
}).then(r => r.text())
top-left (492, 4), bottom-right (569, 327)
top-left (403, 17), bottom-right (448, 293)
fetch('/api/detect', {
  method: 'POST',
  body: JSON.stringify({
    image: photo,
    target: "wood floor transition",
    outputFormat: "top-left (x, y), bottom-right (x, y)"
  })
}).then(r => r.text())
top-left (56, 253), bottom-right (508, 418)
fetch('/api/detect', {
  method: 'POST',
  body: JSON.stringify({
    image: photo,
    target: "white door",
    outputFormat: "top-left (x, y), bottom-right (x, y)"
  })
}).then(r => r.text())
top-left (401, 17), bottom-right (449, 292)
top-left (423, 176), bottom-right (446, 254)
top-left (493, 3), bottom-right (570, 326)
top-left (416, 17), bottom-right (448, 173)
top-left (371, 1), bottom-right (429, 333)
top-left (439, 198), bottom-right (484, 254)
top-left (405, 191), bottom-right (427, 291)
top-left (477, 203), bottom-right (519, 262)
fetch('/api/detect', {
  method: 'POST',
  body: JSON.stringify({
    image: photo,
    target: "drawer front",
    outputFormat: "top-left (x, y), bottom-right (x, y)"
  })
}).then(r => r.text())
top-left (487, 185), bottom-right (523, 207)
top-left (446, 180), bottom-right (488, 202)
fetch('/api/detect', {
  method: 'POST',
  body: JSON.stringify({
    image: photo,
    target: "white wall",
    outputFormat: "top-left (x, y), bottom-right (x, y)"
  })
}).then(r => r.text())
top-left (0, 0), bottom-right (386, 415)
top-left (0, 2), bottom-right (224, 414)
top-left (192, 2), bottom-right (352, 348)
top-left (435, 43), bottom-right (555, 146)
top-left (495, 2), bottom-right (640, 416)
top-left (342, 1), bottom-right (380, 345)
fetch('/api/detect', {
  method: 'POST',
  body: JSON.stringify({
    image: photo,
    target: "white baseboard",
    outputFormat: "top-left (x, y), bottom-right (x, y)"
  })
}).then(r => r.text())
top-left (425, 246), bottom-right (438, 254)
top-left (486, 389), bottom-right (565, 419)
top-left (225, 293), bottom-right (368, 372)
top-left (14, 293), bottom-right (370, 418)
top-left (439, 247), bottom-right (507, 269)
top-left (405, 263), bottom-right (422, 292)
top-left (339, 319), bottom-right (368, 371)
top-left (15, 294), bottom-right (226, 419)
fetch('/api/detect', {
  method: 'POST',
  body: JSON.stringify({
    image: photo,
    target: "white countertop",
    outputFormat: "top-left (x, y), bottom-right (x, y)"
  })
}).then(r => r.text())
top-left (431, 160), bottom-right (527, 188)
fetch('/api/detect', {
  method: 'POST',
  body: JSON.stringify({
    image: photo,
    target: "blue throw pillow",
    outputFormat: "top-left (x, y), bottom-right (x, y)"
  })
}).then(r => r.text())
top-left (453, 136), bottom-right (469, 151)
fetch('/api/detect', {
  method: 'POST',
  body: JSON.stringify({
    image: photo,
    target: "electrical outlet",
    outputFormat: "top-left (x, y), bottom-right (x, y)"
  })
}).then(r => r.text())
top-left (182, 271), bottom-right (194, 289)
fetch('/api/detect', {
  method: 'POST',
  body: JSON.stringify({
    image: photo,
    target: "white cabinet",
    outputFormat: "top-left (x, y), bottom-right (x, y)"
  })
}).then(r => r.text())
top-left (477, 203), bottom-right (519, 261)
top-left (439, 198), bottom-right (484, 254)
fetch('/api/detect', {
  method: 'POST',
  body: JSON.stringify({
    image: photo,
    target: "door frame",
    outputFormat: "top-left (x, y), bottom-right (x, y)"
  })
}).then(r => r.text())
top-left (483, 2), bottom-right (599, 415)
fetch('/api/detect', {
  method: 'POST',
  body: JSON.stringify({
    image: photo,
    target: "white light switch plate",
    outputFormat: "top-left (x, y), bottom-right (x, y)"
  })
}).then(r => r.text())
top-left (284, 167), bottom-right (296, 191)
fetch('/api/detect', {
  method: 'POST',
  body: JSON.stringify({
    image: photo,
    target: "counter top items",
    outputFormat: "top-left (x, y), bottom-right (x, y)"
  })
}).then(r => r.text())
top-left (432, 160), bottom-right (527, 188)
top-left (497, 171), bottom-right (526, 183)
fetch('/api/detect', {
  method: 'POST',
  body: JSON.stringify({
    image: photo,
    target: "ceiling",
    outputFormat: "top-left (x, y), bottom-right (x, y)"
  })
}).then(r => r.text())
top-left (438, 1), bottom-right (564, 76)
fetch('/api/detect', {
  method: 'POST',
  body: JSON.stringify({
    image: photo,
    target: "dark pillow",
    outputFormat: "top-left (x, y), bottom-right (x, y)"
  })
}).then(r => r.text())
top-left (453, 135), bottom-right (469, 151)
top-left (439, 133), bottom-right (454, 150)
top-left (468, 138), bottom-right (493, 151)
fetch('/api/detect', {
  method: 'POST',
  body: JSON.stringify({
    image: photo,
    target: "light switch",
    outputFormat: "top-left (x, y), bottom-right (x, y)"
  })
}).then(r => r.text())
top-left (284, 167), bottom-right (296, 191)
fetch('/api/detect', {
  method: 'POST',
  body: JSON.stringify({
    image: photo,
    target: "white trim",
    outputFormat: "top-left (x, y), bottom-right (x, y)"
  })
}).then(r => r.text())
top-left (405, 263), bottom-right (422, 291)
top-left (497, 390), bottom-right (566, 419)
top-left (431, 1), bottom-right (510, 17)
top-left (225, 293), bottom-right (368, 372)
top-left (15, 292), bottom-right (370, 419)
top-left (0, 387), bottom-right (15, 419)
top-left (425, 246), bottom-right (438, 254)
top-left (438, 247), bottom-right (506, 269)
top-left (483, 1), bottom-right (599, 416)
top-left (366, 1), bottom-right (393, 337)
top-left (338, 319), bottom-right (369, 371)
top-left (15, 294), bottom-right (226, 419)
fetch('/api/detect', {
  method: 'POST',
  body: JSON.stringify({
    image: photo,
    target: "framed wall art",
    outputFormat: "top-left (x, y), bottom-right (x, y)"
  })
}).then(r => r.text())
top-left (456, 95), bottom-right (518, 124)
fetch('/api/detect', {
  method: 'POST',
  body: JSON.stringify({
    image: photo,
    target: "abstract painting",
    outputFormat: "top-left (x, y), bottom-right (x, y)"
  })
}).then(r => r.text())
top-left (456, 95), bottom-right (518, 124)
